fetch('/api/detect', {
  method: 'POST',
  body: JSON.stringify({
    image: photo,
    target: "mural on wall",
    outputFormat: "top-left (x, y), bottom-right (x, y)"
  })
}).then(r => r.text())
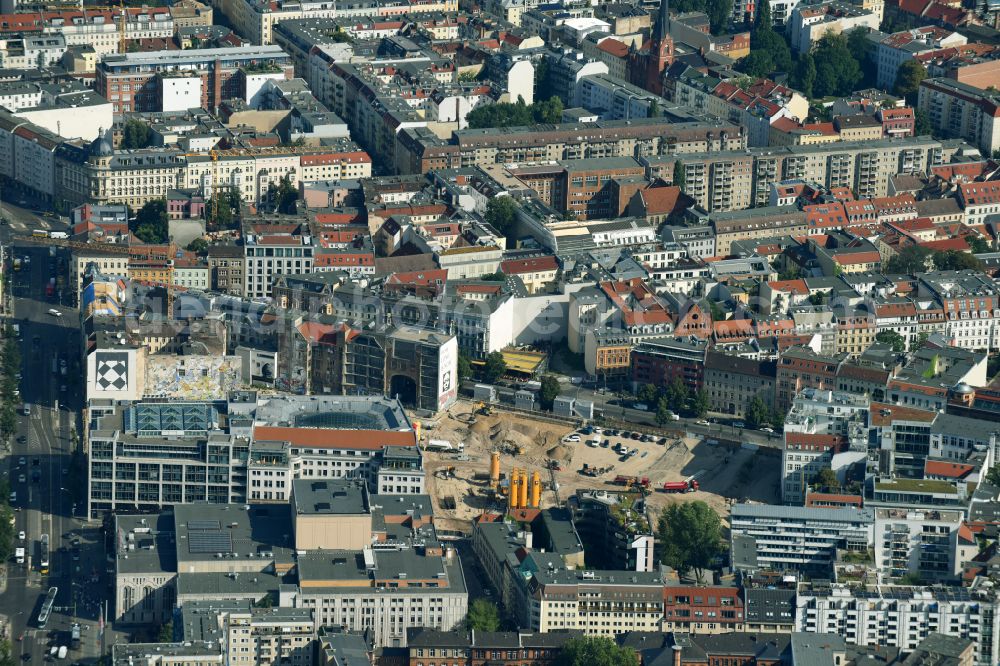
top-left (95, 351), bottom-right (130, 392)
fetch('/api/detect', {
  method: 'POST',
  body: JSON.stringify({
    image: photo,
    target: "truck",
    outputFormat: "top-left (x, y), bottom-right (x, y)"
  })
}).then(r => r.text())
top-left (49, 231), bottom-right (68, 240)
top-left (70, 624), bottom-right (81, 649)
top-left (613, 475), bottom-right (650, 488)
top-left (45, 278), bottom-right (55, 300)
top-left (15, 547), bottom-right (24, 564)
top-left (662, 479), bottom-right (700, 493)
top-left (12, 257), bottom-right (20, 271)
top-left (424, 439), bottom-right (464, 452)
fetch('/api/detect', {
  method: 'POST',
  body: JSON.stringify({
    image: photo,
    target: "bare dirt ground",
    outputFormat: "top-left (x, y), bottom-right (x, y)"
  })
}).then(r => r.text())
top-left (418, 399), bottom-right (781, 533)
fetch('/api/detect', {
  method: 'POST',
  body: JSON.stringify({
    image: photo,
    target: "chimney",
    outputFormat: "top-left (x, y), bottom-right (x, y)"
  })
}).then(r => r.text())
top-left (672, 645), bottom-right (682, 666)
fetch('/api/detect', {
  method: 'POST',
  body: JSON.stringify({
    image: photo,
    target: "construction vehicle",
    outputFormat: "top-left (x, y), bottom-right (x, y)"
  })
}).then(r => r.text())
top-left (581, 463), bottom-right (599, 477)
top-left (662, 479), bottom-right (699, 493)
top-left (545, 459), bottom-right (561, 471)
top-left (613, 475), bottom-right (650, 489)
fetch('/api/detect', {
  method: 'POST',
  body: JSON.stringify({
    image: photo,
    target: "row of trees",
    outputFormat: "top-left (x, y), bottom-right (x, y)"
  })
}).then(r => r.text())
top-left (0, 325), bottom-right (19, 566)
top-left (635, 377), bottom-right (709, 425)
top-left (738, 11), bottom-right (926, 104)
top-left (886, 244), bottom-right (985, 274)
top-left (466, 96), bottom-right (564, 130)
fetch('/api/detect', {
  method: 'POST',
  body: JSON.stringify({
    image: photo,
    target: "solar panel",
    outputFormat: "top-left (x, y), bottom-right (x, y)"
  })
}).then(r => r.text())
top-left (188, 520), bottom-right (222, 531)
top-left (188, 531), bottom-right (233, 554)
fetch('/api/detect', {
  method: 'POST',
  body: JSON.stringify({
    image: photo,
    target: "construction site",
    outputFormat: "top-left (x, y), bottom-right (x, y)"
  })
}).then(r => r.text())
top-left (419, 398), bottom-right (782, 534)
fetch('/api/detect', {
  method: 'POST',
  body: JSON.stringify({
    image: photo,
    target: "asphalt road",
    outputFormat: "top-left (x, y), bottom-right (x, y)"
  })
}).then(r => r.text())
top-left (2, 242), bottom-right (107, 665)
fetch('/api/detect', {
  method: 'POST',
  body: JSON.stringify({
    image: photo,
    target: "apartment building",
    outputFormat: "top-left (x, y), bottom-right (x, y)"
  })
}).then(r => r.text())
top-left (787, 2), bottom-right (879, 53)
top-left (796, 583), bottom-right (1000, 666)
top-left (702, 351), bottom-right (776, 415)
top-left (917, 271), bottom-right (1000, 352)
top-left (242, 216), bottom-right (315, 299)
top-left (876, 27), bottom-right (967, 89)
top-left (569, 490), bottom-right (655, 572)
top-left (730, 504), bottom-right (874, 574)
top-left (958, 180), bottom-right (1000, 227)
top-left (292, 542), bottom-right (467, 647)
top-left (95, 46), bottom-right (293, 115)
top-left (397, 116), bottom-right (746, 176)
top-left (0, 8), bottom-right (173, 56)
top-left (178, 602), bottom-right (316, 666)
top-left (672, 71), bottom-right (808, 147)
top-left (775, 347), bottom-right (847, 413)
top-left (652, 137), bottom-right (947, 213)
top-left (919, 78), bottom-right (1000, 156)
top-left (662, 584), bottom-right (745, 634)
top-left (780, 388), bottom-right (869, 503)
top-left (874, 508), bottom-right (970, 583)
top-left (528, 568), bottom-right (665, 636)
top-left (406, 629), bottom-right (580, 666)
top-left (113, 643), bottom-right (223, 666)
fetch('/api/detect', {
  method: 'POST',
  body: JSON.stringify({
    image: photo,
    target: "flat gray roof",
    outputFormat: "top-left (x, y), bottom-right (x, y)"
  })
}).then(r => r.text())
top-left (292, 478), bottom-right (369, 515)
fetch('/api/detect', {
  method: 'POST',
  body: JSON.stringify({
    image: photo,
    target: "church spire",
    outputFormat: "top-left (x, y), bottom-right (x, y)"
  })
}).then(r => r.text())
top-left (655, 0), bottom-right (670, 44)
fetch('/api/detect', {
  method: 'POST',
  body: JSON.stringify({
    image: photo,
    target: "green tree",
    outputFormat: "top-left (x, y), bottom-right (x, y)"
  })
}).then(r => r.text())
top-left (186, 238), bottom-right (209, 256)
top-left (706, 0), bottom-right (734, 34)
top-left (0, 637), bottom-right (13, 666)
top-left (792, 53), bottom-right (816, 98)
top-left (465, 598), bottom-right (501, 631)
top-left (638, 383), bottom-right (658, 405)
top-left (933, 250), bottom-right (983, 271)
top-left (554, 637), bottom-right (636, 666)
top-left (893, 60), bottom-right (926, 105)
top-left (479, 271), bottom-right (506, 281)
top-left (810, 467), bottom-right (840, 489)
top-left (531, 96), bottom-right (564, 124)
top-left (738, 50), bottom-right (775, 78)
top-left (485, 195), bottom-right (518, 239)
top-left (0, 406), bottom-right (16, 441)
top-left (665, 376), bottom-right (689, 412)
top-left (330, 26), bottom-right (350, 43)
top-left (915, 109), bottom-right (932, 136)
top-left (254, 594), bottom-right (274, 608)
top-left (0, 504), bottom-right (13, 562)
top-left (271, 176), bottom-right (298, 214)
top-left (131, 199), bottom-right (169, 244)
top-left (690, 390), bottom-right (709, 418)
top-left (207, 186), bottom-right (241, 230)
top-left (539, 375), bottom-right (560, 410)
top-left (987, 464), bottom-right (1000, 487)
top-left (755, 0), bottom-right (771, 29)
top-left (744, 395), bottom-right (771, 429)
top-left (458, 354), bottom-right (473, 383)
top-left (121, 118), bottom-right (152, 150)
top-left (483, 351), bottom-right (507, 383)
top-left (648, 99), bottom-right (661, 118)
top-left (157, 619), bottom-right (174, 642)
top-left (875, 329), bottom-right (907, 353)
top-left (966, 234), bottom-right (991, 254)
top-left (846, 27), bottom-right (877, 86)
top-left (656, 397), bottom-right (674, 426)
top-left (812, 32), bottom-right (862, 97)
top-left (672, 161), bottom-right (686, 192)
top-left (886, 245), bottom-right (931, 274)
top-left (533, 57), bottom-right (550, 97)
top-left (656, 501), bottom-right (724, 582)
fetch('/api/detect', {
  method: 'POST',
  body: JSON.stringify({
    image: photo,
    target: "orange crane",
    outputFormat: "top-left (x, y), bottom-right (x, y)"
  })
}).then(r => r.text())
top-left (118, 0), bottom-right (127, 54)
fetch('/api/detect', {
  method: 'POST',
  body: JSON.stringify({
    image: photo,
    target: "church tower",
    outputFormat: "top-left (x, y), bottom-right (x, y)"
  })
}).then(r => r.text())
top-left (628, 0), bottom-right (674, 96)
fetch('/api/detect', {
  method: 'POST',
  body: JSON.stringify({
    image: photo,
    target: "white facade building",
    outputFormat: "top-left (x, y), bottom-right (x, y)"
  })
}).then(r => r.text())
top-left (796, 583), bottom-right (1000, 666)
